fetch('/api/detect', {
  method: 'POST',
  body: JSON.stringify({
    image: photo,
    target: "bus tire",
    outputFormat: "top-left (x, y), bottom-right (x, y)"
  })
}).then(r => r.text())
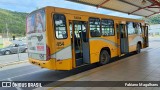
top-left (99, 50), bottom-right (110, 65)
top-left (136, 44), bottom-right (141, 54)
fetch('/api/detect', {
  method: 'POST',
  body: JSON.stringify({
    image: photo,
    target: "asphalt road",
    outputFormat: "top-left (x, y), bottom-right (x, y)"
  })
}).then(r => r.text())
top-left (0, 62), bottom-right (100, 90)
top-left (0, 37), bottom-right (160, 90)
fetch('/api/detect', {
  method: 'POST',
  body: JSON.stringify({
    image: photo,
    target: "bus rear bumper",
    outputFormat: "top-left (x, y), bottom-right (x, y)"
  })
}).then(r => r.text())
top-left (29, 58), bottom-right (56, 70)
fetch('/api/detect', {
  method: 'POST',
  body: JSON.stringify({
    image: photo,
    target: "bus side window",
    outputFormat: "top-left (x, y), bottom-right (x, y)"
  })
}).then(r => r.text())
top-left (116, 24), bottom-right (120, 39)
top-left (121, 25), bottom-right (125, 38)
top-left (69, 23), bottom-right (72, 38)
top-left (101, 19), bottom-right (114, 36)
top-left (127, 22), bottom-right (135, 35)
top-left (54, 14), bottom-right (67, 39)
top-left (89, 17), bottom-right (101, 37)
top-left (137, 23), bottom-right (142, 34)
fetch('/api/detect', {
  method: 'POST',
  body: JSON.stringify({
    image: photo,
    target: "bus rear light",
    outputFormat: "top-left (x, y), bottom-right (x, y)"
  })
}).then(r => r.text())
top-left (46, 45), bottom-right (51, 61)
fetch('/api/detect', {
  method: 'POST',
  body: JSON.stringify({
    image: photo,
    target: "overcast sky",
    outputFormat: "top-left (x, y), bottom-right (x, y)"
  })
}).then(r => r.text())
top-left (0, 0), bottom-right (141, 19)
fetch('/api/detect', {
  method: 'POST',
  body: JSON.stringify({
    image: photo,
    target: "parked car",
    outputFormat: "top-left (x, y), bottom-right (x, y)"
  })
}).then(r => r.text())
top-left (0, 43), bottom-right (27, 55)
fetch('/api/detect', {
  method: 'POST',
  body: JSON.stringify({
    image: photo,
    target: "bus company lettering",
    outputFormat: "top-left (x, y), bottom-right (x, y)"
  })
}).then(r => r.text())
top-left (74, 16), bottom-right (81, 19)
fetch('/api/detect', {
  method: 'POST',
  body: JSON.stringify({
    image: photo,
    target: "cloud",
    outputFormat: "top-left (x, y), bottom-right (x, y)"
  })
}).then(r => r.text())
top-left (0, 0), bottom-right (36, 12)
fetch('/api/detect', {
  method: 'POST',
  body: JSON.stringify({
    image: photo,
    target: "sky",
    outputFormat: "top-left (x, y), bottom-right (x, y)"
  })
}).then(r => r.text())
top-left (0, 0), bottom-right (141, 19)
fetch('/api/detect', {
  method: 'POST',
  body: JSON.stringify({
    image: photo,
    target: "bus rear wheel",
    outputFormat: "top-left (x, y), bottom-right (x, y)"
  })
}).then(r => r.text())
top-left (99, 50), bottom-right (110, 65)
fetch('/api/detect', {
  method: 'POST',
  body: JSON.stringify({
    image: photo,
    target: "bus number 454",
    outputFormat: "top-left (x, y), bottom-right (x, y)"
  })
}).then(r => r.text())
top-left (57, 42), bottom-right (64, 46)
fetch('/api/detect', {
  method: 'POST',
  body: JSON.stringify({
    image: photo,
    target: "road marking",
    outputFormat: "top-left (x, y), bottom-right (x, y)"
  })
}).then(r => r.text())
top-left (0, 60), bottom-right (28, 68)
top-left (1, 69), bottom-right (45, 81)
top-left (7, 78), bottom-right (22, 90)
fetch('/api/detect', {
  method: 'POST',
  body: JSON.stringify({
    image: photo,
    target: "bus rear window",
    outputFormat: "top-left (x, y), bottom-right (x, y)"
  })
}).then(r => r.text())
top-left (54, 14), bottom-right (67, 39)
top-left (27, 9), bottom-right (45, 34)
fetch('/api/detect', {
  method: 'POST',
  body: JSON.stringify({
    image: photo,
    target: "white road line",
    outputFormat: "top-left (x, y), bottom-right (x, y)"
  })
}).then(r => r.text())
top-left (7, 78), bottom-right (22, 90)
top-left (1, 69), bottom-right (45, 81)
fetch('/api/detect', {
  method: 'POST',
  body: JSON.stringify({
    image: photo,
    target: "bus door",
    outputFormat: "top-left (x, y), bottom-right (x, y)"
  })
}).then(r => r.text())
top-left (70, 21), bottom-right (90, 66)
top-left (143, 26), bottom-right (149, 47)
top-left (119, 24), bottom-right (129, 54)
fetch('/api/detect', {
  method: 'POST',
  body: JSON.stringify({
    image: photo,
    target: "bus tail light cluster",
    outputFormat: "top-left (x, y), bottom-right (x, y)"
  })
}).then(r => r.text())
top-left (46, 45), bottom-right (51, 61)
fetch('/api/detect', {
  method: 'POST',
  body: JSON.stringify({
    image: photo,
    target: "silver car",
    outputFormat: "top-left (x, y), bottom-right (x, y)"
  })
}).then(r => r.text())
top-left (0, 44), bottom-right (27, 55)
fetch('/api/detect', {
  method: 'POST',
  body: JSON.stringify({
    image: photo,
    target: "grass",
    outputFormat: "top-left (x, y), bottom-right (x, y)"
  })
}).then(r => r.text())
top-left (154, 35), bottom-right (160, 37)
top-left (149, 35), bottom-right (160, 38)
top-left (0, 44), bottom-right (3, 48)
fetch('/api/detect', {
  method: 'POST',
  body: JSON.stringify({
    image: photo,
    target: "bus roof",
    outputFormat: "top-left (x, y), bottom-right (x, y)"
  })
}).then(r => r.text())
top-left (28, 6), bottom-right (144, 24)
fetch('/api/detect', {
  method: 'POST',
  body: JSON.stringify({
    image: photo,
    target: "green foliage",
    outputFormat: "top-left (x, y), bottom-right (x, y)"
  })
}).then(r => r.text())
top-left (142, 14), bottom-right (160, 24)
top-left (0, 44), bottom-right (3, 48)
top-left (0, 8), bottom-right (28, 37)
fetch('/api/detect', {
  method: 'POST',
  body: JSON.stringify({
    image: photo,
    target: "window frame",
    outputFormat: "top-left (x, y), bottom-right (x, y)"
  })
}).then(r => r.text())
top-left (53, 13), bottom-right (68, 39)
top-left (127, 22), bottom-right (136, 35)
top-left (101, 18), bottom-right (115, 36)
top-left (89, 17), bottom-right (101, 37)
top-left (140, 23), bottom-right (144, 35)
top-left (135, 23), bottom-right (142, 34)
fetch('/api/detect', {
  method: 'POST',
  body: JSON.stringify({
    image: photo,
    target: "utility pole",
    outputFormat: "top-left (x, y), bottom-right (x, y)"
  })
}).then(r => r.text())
top-left (5, 23), bottom-right (9, 39)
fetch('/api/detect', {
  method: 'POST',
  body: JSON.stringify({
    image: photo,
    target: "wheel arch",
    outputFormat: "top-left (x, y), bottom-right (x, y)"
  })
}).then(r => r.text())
top-left (98, 47), bottom-right (111, 65)
top-left (138, 41), bottom-right (142, 49)
top-left (100, 47), bottom-right (111, 56)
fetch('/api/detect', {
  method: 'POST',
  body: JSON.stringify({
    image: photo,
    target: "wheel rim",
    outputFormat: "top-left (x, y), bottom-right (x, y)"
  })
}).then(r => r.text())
top-left (137, 44), bottom-right (141, 53)
top-left (102, 53), bottom-right (107, 63)
top-left (100, 51), bottom-right (108, 64)
top-left (5, 51), bottom-right (10, 55)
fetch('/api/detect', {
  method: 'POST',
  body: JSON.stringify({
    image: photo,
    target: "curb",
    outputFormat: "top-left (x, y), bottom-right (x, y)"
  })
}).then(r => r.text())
top-left (0, 60), bottom-right (28, 68)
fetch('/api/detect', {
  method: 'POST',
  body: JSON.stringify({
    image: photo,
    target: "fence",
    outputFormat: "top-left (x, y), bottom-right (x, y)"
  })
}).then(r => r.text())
top-left (0, 37), bottom-right (28, 66)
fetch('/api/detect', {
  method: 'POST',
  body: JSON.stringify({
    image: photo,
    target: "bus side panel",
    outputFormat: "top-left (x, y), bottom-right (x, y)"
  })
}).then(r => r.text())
top-left (54, 39), bottom-right (72, 70)
top-left (45, 8), bottom-right (73, 70)
top-left (128, 34), bottom-right (143, 52)
top-left (53, 13), bottom-right (73, 70)
top-left (45, 8), bottom-right (57, 70)
top-left (55, 59), bottom-right (72, 70)
top-left (89, 37), bottom-right (118, 64)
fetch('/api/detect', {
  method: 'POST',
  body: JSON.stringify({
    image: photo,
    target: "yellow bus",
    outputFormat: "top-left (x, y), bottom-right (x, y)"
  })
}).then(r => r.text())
top-left (26, 6), bottom-right (149, 70)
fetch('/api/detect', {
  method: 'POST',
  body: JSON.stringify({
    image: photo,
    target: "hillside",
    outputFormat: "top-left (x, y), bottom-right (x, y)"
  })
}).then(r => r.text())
top-left (0, 8), bottom-right (28, 37)
top-left (143, 14), bottom-right (160, 24)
